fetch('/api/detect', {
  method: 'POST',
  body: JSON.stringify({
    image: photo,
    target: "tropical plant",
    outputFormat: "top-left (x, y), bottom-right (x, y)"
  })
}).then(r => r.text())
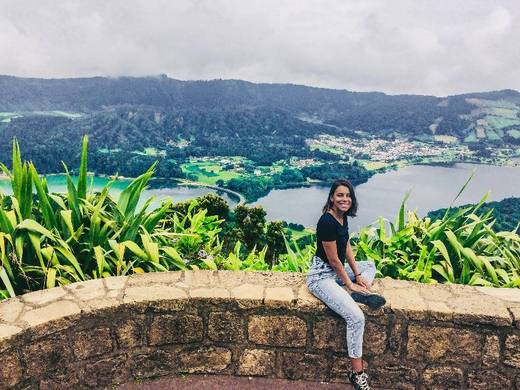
top-left (354, 191), bottom-right (520, 288)
top-left (0, 137), bottom-right (221, 298)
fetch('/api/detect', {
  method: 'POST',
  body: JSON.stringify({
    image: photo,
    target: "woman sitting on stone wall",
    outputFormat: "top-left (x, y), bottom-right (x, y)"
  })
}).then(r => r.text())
top-left (306, 179), bottom-right (386, 390)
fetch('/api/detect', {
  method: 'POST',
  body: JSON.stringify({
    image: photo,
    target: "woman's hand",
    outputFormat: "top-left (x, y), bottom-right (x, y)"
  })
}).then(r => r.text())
top-left (355, 275), bottom-right (371, 290)
top-left (347, 282), bottom-right (370, 295)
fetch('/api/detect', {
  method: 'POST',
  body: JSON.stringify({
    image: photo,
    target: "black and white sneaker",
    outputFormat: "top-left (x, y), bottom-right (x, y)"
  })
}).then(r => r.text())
top-left (349, 371), bottom-right (371, 390)
top-left (351, 292), bottom-right (386, 310)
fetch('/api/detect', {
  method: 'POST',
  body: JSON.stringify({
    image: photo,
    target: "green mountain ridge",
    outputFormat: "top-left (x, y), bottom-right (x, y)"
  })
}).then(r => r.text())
top-left (1, 75), bottom-right (519, 183)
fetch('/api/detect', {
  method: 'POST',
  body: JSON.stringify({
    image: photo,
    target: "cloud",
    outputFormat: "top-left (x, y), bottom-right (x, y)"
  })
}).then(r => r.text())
top-left (0, 0), bottom-right (519, 96)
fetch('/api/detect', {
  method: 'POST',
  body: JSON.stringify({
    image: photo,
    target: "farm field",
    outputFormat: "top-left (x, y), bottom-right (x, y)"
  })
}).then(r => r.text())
top-left (0, 110), bottom-right (84, 123)
top-left (181, 157), bottom-right (248, 185)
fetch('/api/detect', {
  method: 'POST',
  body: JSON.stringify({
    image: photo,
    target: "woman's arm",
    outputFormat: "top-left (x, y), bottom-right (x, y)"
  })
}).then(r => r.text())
top-left (323, 241), bottom-right (369, 293)
top-left (346, 239), bottom-right (360, 276)
top-left (346, 240), bottom-right (371, 289)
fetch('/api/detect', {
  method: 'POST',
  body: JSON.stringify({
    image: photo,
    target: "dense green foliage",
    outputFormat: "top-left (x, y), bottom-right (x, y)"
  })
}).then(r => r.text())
top-left (1, 138), bottom-right (519, 300)
top-left (428, 197), bottom-right (520, 233)
top-left (0, 138), bottom-right (312, 299)
top-left (355, 195), bottom-right (520, 288)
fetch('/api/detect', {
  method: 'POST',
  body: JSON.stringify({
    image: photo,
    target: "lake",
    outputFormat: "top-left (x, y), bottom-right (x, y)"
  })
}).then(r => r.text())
top-left (1, 163), bottom-right (519, 232)
top-left (252, 163), bottom-right (520, 231)
top-left (0, 175), bottom-right (238, 208)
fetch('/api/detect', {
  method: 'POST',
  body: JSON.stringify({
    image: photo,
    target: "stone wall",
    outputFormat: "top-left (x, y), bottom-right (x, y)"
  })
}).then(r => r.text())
top-left (0, 270), bottom-right (519, 389)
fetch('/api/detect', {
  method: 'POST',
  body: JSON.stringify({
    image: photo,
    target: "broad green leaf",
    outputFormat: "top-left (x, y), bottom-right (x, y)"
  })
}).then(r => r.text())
top-left (16, 219), bottom-right (54, 240)
top-left (46, 268), bottom-right (57, 288)
top-left (77, 136), bottom-right (88, 200)
top-left (0, 267), bottom-right (15, 297)
top-left (94, 246), bottom-right (105, 277)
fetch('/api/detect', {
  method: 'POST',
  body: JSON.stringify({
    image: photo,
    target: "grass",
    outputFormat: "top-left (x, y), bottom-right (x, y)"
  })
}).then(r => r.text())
top-left (485, 115), bottom-right (520, 130)
top-left (464, 131), bottom-right (478, 143)
top-left (434, 135), bottom-right (459, 144)
top-left (181, 159), bottom-right (243, 185)
top-left (360, 161), bottom-right (389, 170)
top-left (307, 139), bottom-right (344, 155)
top-left (287, 227), bottom-right (314, 240)
top-left (507, 129), bottom-right (520, 139)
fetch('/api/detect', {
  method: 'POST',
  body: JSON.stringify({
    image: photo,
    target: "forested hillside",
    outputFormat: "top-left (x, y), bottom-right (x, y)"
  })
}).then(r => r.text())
top-left (1, 75), bottom-right (519, 183)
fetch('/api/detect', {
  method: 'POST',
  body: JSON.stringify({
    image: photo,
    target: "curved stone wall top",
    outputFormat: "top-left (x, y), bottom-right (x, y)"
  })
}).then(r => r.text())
top-left (1, 271), bottom-right (520, 389)
top-left (1, 270), bottom-right (519, 340)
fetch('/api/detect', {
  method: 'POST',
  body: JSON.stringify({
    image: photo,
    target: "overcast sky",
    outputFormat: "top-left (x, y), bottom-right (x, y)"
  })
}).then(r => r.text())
top-left (1, 0), bottom-right (519, 96)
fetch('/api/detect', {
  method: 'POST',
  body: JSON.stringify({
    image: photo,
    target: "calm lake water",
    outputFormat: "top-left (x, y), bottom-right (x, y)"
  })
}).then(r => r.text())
top-left (253, 163), bottom-right (520, 231)
top-left (1, 163), bottom-right (519, 232)
top-left (0, 176), bottom-right (238, 208)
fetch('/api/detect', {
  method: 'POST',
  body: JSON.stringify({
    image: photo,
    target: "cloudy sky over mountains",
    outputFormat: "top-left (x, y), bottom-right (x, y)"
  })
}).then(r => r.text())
top-left (1, 0), bottom-right (519, 96)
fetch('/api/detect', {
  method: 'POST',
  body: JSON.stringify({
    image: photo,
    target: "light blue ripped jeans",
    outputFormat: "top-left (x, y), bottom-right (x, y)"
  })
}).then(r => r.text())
top-left (306, 255), bottom-right (376, 358)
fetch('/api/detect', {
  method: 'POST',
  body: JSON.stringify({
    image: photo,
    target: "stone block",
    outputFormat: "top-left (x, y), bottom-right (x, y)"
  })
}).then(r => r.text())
top-left (183, 270), bottom-right (219, 287)
top-left (468, 371), bottom-right (512, 390)
top-left (248, 315), bottom-right (307, 347)
top-left (177, 346), bottom-right (232, 373)
top-left (115, 317), bottom-right (145, 348)
top-left (312, 317), bottom-right (345, 352)
top-left (64, 279), bottom-right (105, 300)
top-left (264, 287), bottom-right (295, 308)
top-left (72, 327), bottom-right (113, 359)
top-left (208, 311), bottom-right (244, 342)
top-left (388, 317), bottom-right (406, 358)
top-left (39, 371), bottom-right (81, 390)
top-left (364, 320), bottom-right (387, 355)
top-left (81, 297), bottom-right (121, 312)
top-left (130, 350), bottom-right (175, 379)
top-left (148, 313), bottom-right (203, 345)
top-left (0, 351), bottom-right (22, 388)
top-left (281, 352), bottom-right (328, 381)
top-left (128, 271), bottom-right (183, 287)
top-left (422, 367), bottom-right (464, 390)
top-left (369, 366), bottom-right (418, 390)
top-left (0, 324), bottom-right (23, 340)
top-left (104, 275), bottom-right (128, 291)
top-left (81, 355), bottom-right (129, 387)
top-left (447, 288), bottom-right (511, 326)
top-left (243, 271), bottom-right (304, 288)
top-left (20, 300), bottom-right (81, 327)
top-left (123, 285), bottom-right (188, 307)
top-left (504, 334), bottom-right (520, 368)
top-left (216, 270), bottom-right (245, 288)
top-left (0, 298), bottom-right (24, 323)
top-left (427, 300), bottom-right (454, 321)
top-left (482, 335), bottom-right (500, 367)
top-left (330, 356), bottom-right (367, 381)
top-left (22, 335), bottom-right (73, 378)
top-left (231, 283), bottom-right (264, 309)
top-left (237, 349), bottom-right (276, 376)
top-left (22, 287), bottom-right (68, 305)
top-left (407, 325), bottom-right (481, 364)
top-left (381, 285), bottom-right (428, 320)
top-left (190, 287), bottom-right (230, 301)
top-left (295, 284), bottom-right (322, 311)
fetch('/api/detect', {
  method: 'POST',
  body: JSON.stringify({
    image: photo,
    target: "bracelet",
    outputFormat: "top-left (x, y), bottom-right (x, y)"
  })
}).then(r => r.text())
top-left (355, 273), bottom-right (361, 277)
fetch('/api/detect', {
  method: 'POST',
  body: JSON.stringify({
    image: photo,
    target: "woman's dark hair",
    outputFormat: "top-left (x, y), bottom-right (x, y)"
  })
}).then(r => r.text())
top-left (322, 179), bottom-right (358, 217)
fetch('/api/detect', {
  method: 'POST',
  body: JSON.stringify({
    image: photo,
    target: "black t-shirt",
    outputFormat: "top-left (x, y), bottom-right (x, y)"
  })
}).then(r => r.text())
top-left (315, 212), bottom-right (349, 264)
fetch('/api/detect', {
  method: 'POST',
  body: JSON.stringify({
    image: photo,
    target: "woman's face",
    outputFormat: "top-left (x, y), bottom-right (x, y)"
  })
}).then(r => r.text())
top-left (330, 185), bottom-right (351, 213)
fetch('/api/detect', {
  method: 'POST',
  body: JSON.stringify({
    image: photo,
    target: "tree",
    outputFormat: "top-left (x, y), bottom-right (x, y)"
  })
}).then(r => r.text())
top-left (233, 205), bottom-right (267, 251)
top-left (265, 221), bottom-right (286, 265)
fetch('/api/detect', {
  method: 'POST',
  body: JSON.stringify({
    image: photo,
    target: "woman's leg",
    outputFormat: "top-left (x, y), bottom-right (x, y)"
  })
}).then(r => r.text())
top-left (307, 277), bottom-right (365, 359)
